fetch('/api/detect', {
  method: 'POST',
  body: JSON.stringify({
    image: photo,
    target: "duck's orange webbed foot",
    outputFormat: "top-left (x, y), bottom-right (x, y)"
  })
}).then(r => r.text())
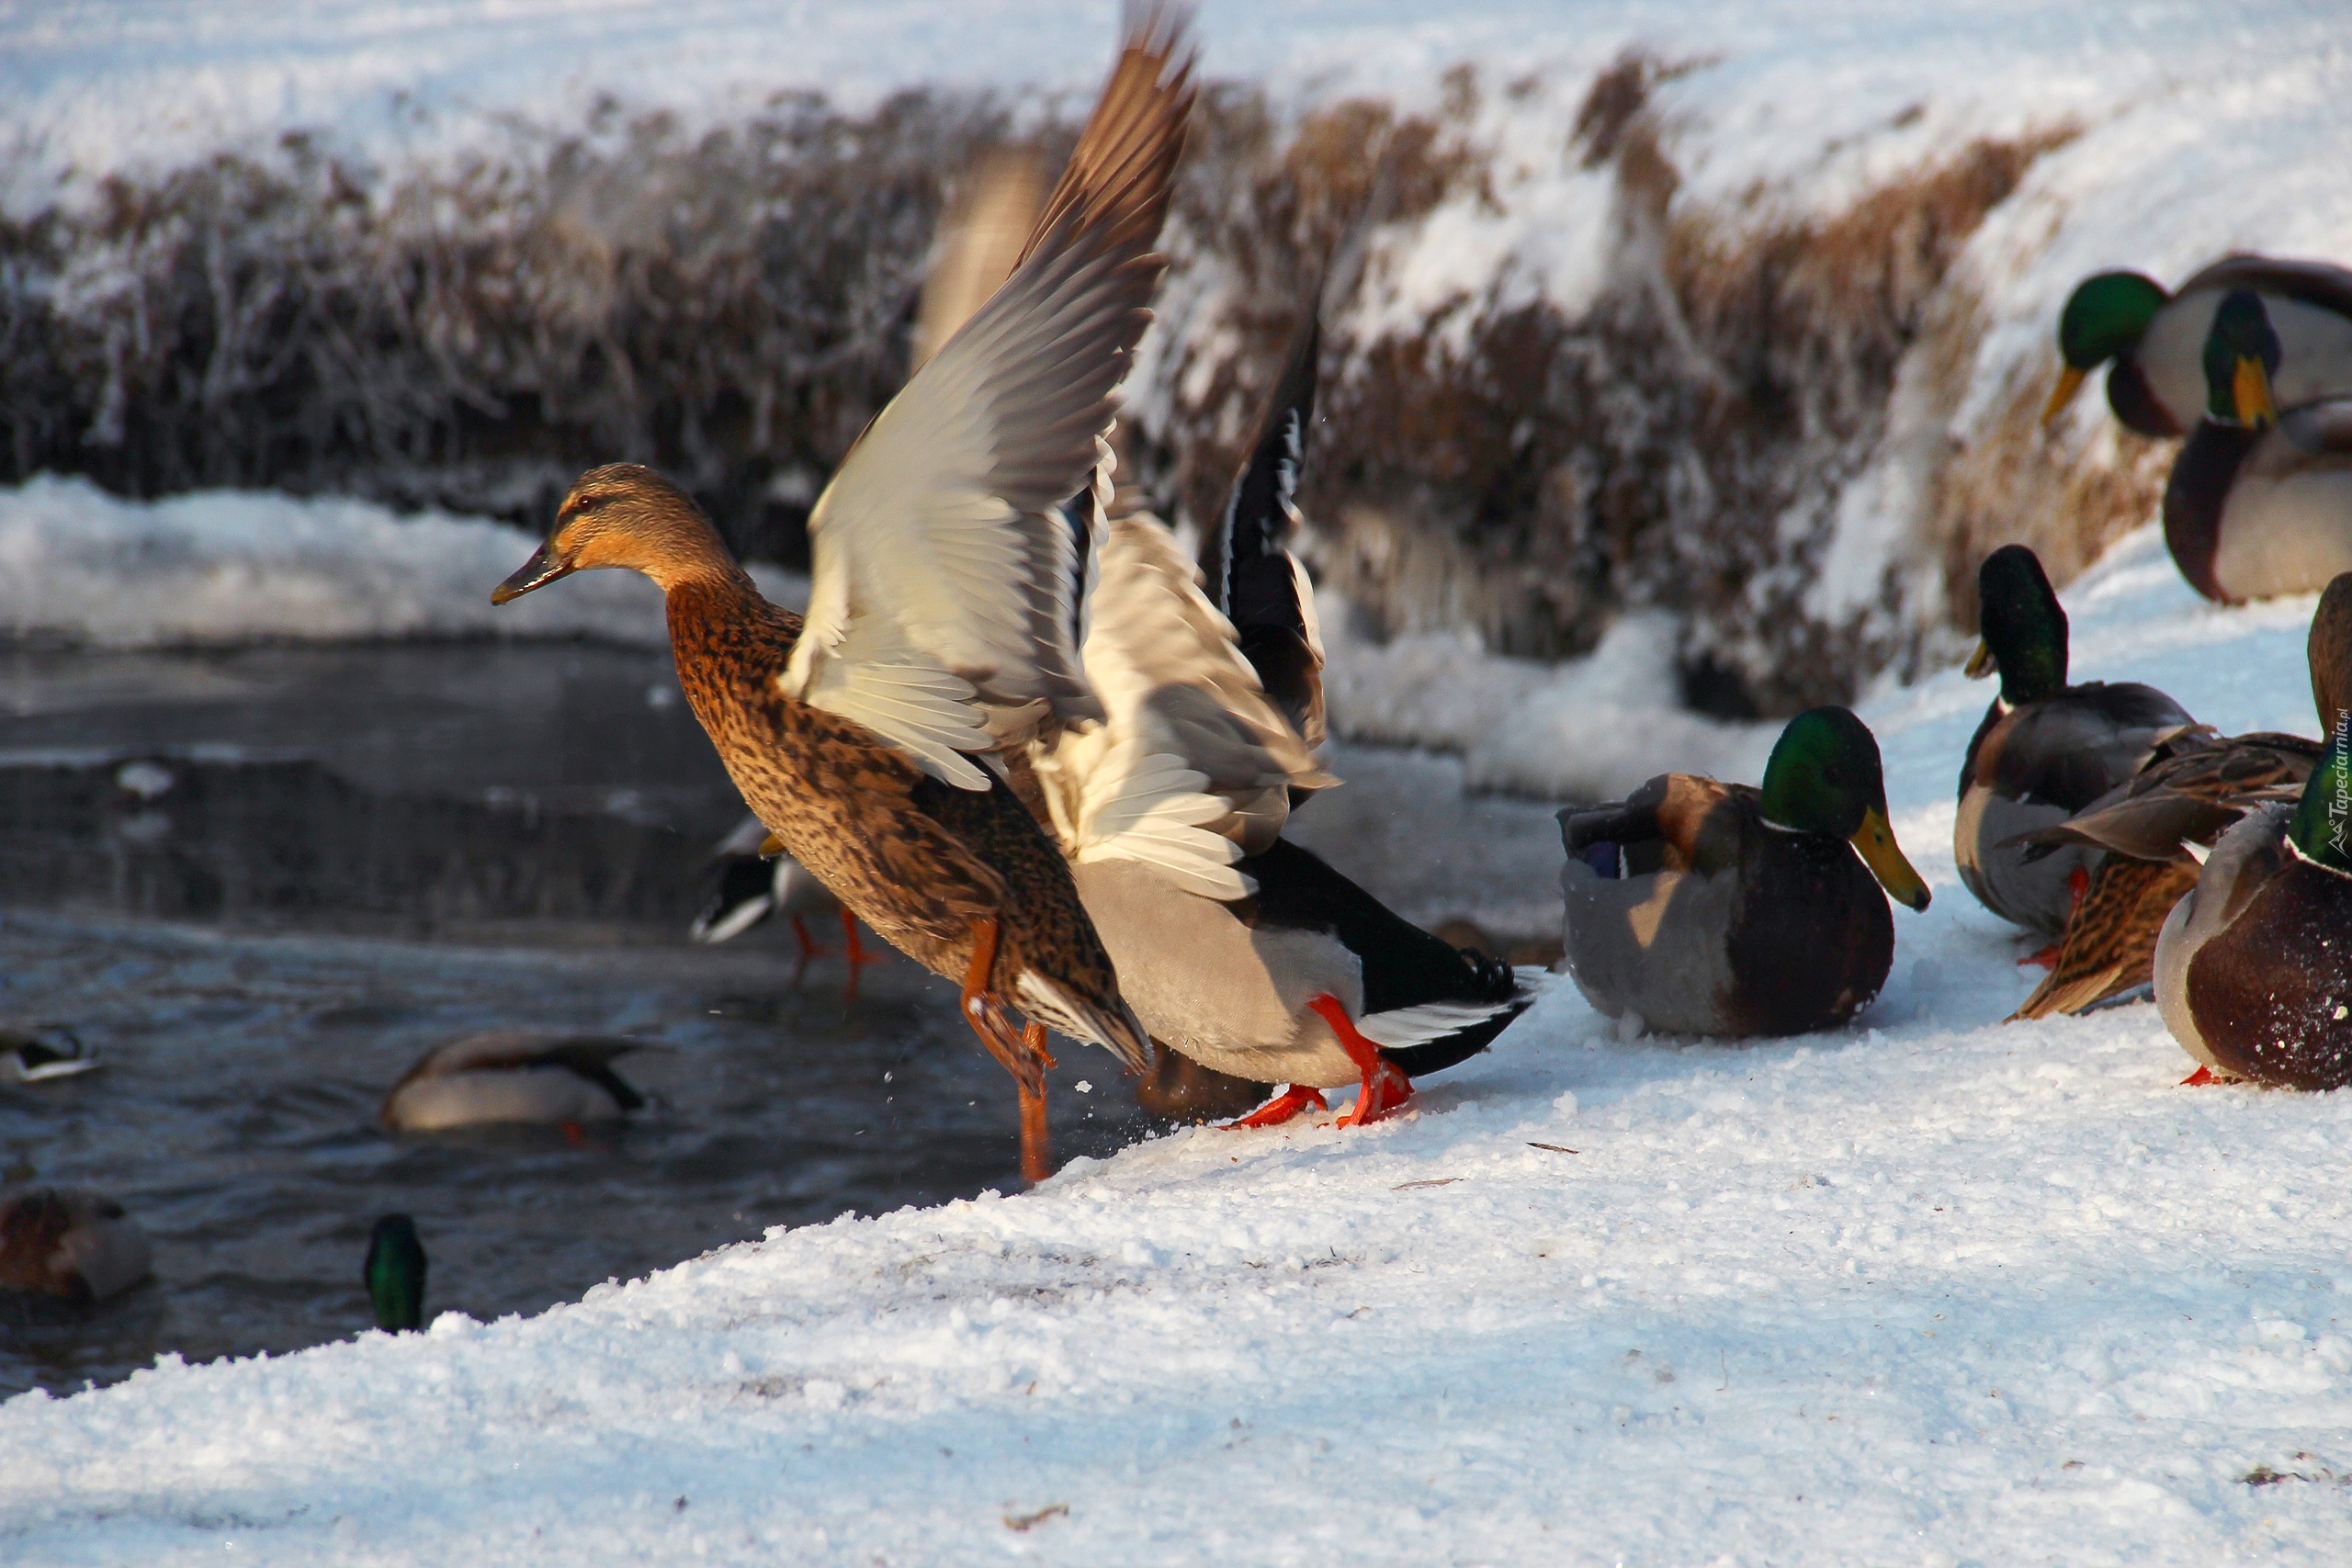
top-left (2180, 1065), bottom-right (2221, 1087)
top-left (1225, 1084), bottom-right (1328, 1129)
top-left (790, 913), bottom-right (831, 962)
top-left (2018, 943), bottom-right (2061, 971)
top-left (1306, 994), bottom-right (1414, 1127)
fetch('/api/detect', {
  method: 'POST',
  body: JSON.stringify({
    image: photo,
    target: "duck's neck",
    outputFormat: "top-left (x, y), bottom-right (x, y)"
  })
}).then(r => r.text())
top-left (663, 572), bottom-right (805, 681)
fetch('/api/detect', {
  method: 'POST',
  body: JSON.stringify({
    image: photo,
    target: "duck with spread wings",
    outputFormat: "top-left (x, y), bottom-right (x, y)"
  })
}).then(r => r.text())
top-left (490, 10), bottom-right (1195, 1182)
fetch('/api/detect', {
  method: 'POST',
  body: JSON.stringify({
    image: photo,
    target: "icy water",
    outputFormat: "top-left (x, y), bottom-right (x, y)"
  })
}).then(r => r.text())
top-left (0, 641), bottom-right (1562, 1397)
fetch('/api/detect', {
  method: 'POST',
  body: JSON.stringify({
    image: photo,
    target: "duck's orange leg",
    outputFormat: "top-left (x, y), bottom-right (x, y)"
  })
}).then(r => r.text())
top-left (959, 918), bottom-right (1057, 1183)
top-left (842, 910), bottom-right (876, 966)
top-left (2180, 1065), bottom-right (2221, 1087)
top-left (1306, 994), bottom-right (1414, 1127)
top-left (2020, 866), bottom-right (2094, 970)
top-left (1226, 1083), bottom-right (1329, 1129)
top-left (790, 913), bottom-right (830, 962)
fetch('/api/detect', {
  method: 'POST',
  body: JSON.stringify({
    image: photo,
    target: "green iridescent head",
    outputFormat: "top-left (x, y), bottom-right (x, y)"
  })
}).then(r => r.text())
top-left (1969, 545), bottom-right (2068, 705)
top-left (365, 1213), bottom-right (427, 1332)
top-left (2289, 720), bottom-right (2352, 874)
top-left (2202, 289), bottom-right (2281, 427)
top-left (2044, 271), bottom-right (2169, 425)
top-left (1759, 706), bottom-right (1930, 910)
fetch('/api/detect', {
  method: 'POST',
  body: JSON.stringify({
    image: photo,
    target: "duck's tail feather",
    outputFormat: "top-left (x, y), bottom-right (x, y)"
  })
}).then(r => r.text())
top-left (1014, 971), bottom-right (1153, 1073)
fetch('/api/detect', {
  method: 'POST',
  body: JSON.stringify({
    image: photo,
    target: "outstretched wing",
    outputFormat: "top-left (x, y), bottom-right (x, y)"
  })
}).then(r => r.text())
top-left (1037, 512), bottom-right (1334, 897)
top-left (1202, 310), bottom-right (1328, 751)
top-left (784, 10), bottom-right (1196, 788)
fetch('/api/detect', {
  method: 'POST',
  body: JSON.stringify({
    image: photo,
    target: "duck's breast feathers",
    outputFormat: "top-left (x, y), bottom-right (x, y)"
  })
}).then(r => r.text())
top-left (1722, 825), bottom-right (1894, 1035)
top-left (781, 17), bottom-right (1195, 784)
top-left (1973, 682), bottom-right (2193, 810)
top-left (2178, 805), bottom-right (2352, 1088)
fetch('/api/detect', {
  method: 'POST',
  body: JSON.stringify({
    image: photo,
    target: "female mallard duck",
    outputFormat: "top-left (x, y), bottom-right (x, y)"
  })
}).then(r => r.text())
top-left (2008, 573), bottom-right (2352, 1018)
top-left (2165, 290), bottom-right (2352, 604)
top-left (0, 1186), bottom-right (152, 1310)
top-left (365, 1213), bottom-right (426, 1332)
top-left (2154, 719), bottom-right (2352, 1089)
top-left (2043, 255), bottom-right (2352, 436)
top-left (1558, 706), bottom-right (1930, 1038)
top-left (1955, 544), bottom-right (2194, 937)
top-left (689, 816), bottom-right (873, 971)
top-left (492, 13), bottom-right (1186, 1181)
top-left (381, 1032), bottom-right (649, 1133)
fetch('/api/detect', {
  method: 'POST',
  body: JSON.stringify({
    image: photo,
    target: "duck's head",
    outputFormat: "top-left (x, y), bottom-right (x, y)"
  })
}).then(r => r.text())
top-left (2288, 720), bottom-right (2352, 875)
top-left (2043, 270), bottom-right (2168, 426)
top-left (1759, 705), bottom-right (1931, 911)
top-left (492, 464), bottom-right (734, 604)
top-left (364, 1213), bottom-right (427, 1333)
top-left (2311, 573), bottom-right (2352, 736)
top-left (2201, 289), bottom-right (2280, 429)
top-left (1966, 544), bottom-right (2068, 705)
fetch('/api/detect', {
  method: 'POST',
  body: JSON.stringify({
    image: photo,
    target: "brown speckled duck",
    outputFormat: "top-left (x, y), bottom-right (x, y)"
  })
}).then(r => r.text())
top-left (0, 1186), bottom-right (152, 1311)
top-left (491, 11), bottom-right (1189, 1182)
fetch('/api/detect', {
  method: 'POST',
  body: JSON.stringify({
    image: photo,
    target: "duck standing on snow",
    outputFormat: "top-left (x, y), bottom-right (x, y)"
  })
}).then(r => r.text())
top-left (365, 1213), bottom-right (427, 1332)
top-left (380, 1032), bottom-right (649, 1132)
top-left (2155, 714), bottom-right (2352, 1089)
top-left (491, 11), bottom-right (1191, 1181)
top-left (1558, 707), bottom-right (1930, 1038)
top-left (2164, 290), bottom-right (2352, 604)
top-left (2043, 256), bottom-right (2352, 437)
top-left (2007, 573), bottom-right (2352, 1019)
top-left (1954, 545), bottom-right (2194, 938)
top-left (0, 1186), bottom-right (152, 1310)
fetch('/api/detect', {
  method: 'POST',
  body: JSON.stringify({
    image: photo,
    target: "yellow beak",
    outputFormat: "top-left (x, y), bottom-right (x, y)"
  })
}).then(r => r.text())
top-left (2233, 355), bottom-right (2277, 429)
top-left (1963, 639), bottom-right (1996, 679)
top-left (2040, 364), bottom-right (2088, 428)
top-left (1850, 807), bottom-right (1931, 911)
top-left (756, 832), bottom-right (786, 859)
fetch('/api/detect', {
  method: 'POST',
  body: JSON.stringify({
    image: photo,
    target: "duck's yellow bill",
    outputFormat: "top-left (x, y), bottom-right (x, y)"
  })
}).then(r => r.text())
top-left (2040, 364), bottom-right (2088, 428)
top-left (756, 832), bottom-right (786, 859)
top-left (2233, 355), bottom-right (2277, 428)
top-left (1963, 639), bottom-right (1996, 679)
top-left (1851, 807), bottom-right (1932, 911)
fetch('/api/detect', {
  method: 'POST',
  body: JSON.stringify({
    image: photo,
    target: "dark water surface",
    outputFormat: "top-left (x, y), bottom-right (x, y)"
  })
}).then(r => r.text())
top-left (0, 642), bottom-right (1158, 1397)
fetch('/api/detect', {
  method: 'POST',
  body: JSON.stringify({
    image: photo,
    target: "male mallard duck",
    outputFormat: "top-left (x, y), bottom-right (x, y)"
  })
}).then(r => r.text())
top-left (2010, 570), bottom-right (2352, 1018)
top-left (1955, 544), bottom-right (2194, 937)
top-left (2164, 290), bottom-right (2352, 603)
top-left (689, 816), bottom-right (872, 971)
top-left (381, 1032), bottom-right (649, 1132)
top-left (1558, 706), bottom-right (1929, 1037)
top-left (0, 1025), bottom-right (103, 1084)
top-left (2154, 720), bottom-right (2352, 1089)
top-left (2043, 255), bottom-right (2352, 436)
top-left (365, 1213), bottom-right (426, 1332)
top-left (492, 13), bottom-right (1186, 1181)
top-left (0, 1186), bottom-right (152, 1309)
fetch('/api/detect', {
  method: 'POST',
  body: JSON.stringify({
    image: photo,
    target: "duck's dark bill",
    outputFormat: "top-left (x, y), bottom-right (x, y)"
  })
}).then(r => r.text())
top-left (491, 540), bottom-right (572, 604)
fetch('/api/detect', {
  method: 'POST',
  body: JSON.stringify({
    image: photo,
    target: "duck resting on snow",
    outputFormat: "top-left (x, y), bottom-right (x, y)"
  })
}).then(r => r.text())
top-left (2164, 290), bottom-right (2352, 604)
top-left (380, 1032), bottom-right (650, 1132)
top-left (1954, 544), bottom-right (2194, 940)
top-left (491, 10), bottom-right (1192, 1181)
top-left (2007, 571), bottom-right (2352, 1020)
top-left (2155, 716), bottom-right (2352, 1089)
top-left (2043, 254), bottom-right (2352, 437)
top-left (1558, 705), bottom-right (1930, 1038)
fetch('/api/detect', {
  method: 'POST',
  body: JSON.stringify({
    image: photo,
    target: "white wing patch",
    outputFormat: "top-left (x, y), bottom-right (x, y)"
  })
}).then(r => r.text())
top-left (1354, 967), bottom-right (1557, 1049)
top-left (1043, 728), bottom-right (1253, 900)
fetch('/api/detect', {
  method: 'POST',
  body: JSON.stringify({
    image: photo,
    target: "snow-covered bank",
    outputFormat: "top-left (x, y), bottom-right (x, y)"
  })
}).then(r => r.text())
top-left (6, 530), bottom-right (2348, 1563)
top-left (0, 477), bottom-right (806, 648)
top-left (7, 2), bottom-right (2352, 703)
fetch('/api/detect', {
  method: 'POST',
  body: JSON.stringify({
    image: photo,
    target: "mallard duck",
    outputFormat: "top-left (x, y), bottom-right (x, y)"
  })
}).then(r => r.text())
top-left (365, 1213), bottom-right (426, 1332)
top-left (0, 1186), bottom-right (152, 1309)
top-left (2164, 290), bottom-right (2352, 603)
top-left (688, 817), bottom-right (872, 971)
top-left (1558, 706), bottom-right (1930, 1038)
top-left (2010, 570), bottom-right (2352, 1018)
top-left (2154, 722), bottom-right (2352, 1089)
top-left (2043, 255), bottom-right (2352, 436)
top-left (381, 1032), bottom-right (649, 1132)
top-left (0, 1025), bottom-right (103, 1084)
top-left (492, 13), bottom-right (1187, 1182)
top-left (1955, 545), bottom-right (2194, 936)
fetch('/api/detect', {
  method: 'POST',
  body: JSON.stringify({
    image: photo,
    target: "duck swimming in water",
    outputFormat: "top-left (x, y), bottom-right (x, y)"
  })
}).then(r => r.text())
top-left (380, 1032), bottom-right (649, 1133)
top-left (0, 1186), bottom-right (152, 1311)
top-left (491, 10), bottom-right (1190, 1181)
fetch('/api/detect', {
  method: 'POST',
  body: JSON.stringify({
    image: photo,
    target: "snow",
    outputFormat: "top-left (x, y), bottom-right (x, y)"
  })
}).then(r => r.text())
top-left (0, 475), bottom-right (807, 649)
top-left (7, 523), bottom-right (2352, 1564)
